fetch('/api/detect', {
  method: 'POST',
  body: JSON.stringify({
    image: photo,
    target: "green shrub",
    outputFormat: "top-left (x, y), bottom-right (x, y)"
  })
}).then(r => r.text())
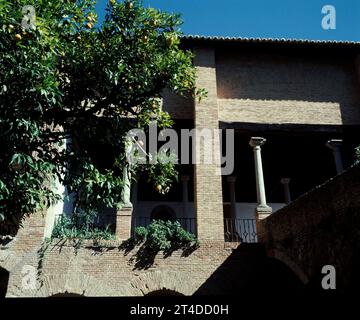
top-left (134, 226), bottom-right (148, 242)
top-left (134, 220), bottom-right (198, 252)
top-left (147, 220), bottom-right (172, 250)
top-left (51, 212), bottom-right (114, 241)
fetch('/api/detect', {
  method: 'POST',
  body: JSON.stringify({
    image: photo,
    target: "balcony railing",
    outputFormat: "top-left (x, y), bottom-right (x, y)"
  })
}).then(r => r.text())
top-left (224, 218), bottom-right (257, 243)
top-left (54, 213), bottom-right (116, 234)
top-left (131, 217), bottom-right (197, 236)
top-left (52, 215), bottom-right (256, 243)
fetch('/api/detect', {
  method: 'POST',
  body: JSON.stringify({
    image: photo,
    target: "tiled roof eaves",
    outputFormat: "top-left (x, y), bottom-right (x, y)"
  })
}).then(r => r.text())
top-left (182, 35), bottom-right (360, 46)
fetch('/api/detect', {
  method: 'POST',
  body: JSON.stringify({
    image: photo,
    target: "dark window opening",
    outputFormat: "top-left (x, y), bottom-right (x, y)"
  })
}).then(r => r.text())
top-left (222, 128), bottom-right (360, 204)
top-left (150, 205), bottom-right (176, 221)
top-left (137, 119), bottom-right (195, 202)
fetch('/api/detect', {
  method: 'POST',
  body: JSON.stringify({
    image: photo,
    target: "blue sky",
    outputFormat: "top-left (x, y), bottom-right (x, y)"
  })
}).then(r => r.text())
top-left (95, 0), bottom-right (360, 41)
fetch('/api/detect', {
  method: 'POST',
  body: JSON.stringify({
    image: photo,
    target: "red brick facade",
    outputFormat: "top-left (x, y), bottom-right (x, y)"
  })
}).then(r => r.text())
top-left (1, 39), bottom-right (360, 297)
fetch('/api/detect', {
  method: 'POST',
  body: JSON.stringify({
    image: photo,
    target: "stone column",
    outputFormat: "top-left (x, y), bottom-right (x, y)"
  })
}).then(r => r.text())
top-left (194, 47), bottom-right (224, 242)
top-left (43, 131), bottom-right (68, 239)
top-left (121, 166), bottom-right (132, 208)
top-left (249, 137), bottom-right (272, 220)
top-left (280, 178), bottom-right (291, 204)
top-left (227, 176), bottom-right (237, 219)
top-left (326, 139), bottom-right (344, 174)
top-left (116, 166), bottom-right (133, 240)
top-left (181, 175), bottom-right (190, 217)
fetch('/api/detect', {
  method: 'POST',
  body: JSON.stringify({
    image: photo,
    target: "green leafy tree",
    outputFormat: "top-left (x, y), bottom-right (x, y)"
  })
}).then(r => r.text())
top-left (0, 0), bottom-right (200, 229)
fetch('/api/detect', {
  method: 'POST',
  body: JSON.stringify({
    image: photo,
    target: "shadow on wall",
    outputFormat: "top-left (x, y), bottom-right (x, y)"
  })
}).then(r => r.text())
top-left (215, 47), bottom-right (360, 126)
top-left (259, 165), bottom-right (360, 293)
top-left (194, 243), bottom-right (305, 296)
top-left (0, 216), bottom-right (22, 238)
top-left (0, 267), bottom-right (9, 298)
top-left (216, 51), bottom-right (359, 104)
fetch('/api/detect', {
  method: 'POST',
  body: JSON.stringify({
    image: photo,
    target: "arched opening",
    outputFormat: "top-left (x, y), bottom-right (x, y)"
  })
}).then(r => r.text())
top-left (150, 205), bottom-right (176, 221)
top-left (271, 249), bottom-right (309, 284)
top-left (261, 257), bottom-right (305, 293)
top-left (50, 291), bottom-right (84, 297)
top-left (194, 245), bottom-right (305, 295)
top-left (0, 267), bottom-right (9, 298)
top-left (145, 289), bottom-right (184, 296)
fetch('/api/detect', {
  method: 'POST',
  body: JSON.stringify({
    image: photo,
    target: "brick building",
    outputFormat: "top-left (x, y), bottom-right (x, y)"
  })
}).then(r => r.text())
top-left (1, 36), bottom-right (360, 297)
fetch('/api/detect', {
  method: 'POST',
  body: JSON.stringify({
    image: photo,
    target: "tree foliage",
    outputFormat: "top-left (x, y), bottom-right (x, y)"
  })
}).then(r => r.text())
top-left (0, 0), bottom-right (199, 227)
top-left (355, 146), bottom-right (360, 164)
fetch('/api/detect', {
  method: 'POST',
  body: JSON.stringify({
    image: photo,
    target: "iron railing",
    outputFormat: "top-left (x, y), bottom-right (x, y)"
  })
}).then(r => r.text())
top-left (54, 213), bottom-right (117, 233)
top-left (131, 217), bottom-right (197, 236)
top-left (52, 215), bottom-right (256, 243)
top-left (224, 218), bottom-right (257, 243)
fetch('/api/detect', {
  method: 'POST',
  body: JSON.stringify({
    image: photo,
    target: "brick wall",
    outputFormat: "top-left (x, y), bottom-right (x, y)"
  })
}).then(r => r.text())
top-left (216, 50), bottom-right (360, 125)
top-left (163, 48), bottom-right (360, 125)
top-left (2, 42), bottom-right (360, 297)
top-left (193, 47), bottom-right (224, 241)
top-left (2, 239), bottom-right (307, 297)
top-left (258, 164), bottom-right (360, 292)
top-left (161, 89), bottom-right (193, 120)
top-left (6, 210), bottom-right (46, 254)
top-left (3, 239), bottom-right (235, 297)
top-left (356, 55), bottom-right (360, 83)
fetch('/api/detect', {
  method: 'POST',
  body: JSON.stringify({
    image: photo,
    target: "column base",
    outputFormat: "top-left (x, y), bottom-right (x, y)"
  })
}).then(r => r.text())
top-left (116, 207), bottom-right (133, 241)
top-left (255, 206), bottom-right (272, 241)
top-left (255, 205), bottom-right (272, 221)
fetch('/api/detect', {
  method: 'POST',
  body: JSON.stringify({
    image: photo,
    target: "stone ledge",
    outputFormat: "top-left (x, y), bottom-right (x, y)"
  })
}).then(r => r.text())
top-left (49, 238), bottom-right (121, 248)
top-left (45, 238), bottom-right (228, 252)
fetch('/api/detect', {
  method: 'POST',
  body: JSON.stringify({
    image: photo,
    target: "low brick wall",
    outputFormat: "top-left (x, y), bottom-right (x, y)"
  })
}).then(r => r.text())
top-left (2, 239), bottom-right (236, 297)
top-left (2, 239), bottom-right (306, 297)
top-left (258, 164), bottom-right (360, 292)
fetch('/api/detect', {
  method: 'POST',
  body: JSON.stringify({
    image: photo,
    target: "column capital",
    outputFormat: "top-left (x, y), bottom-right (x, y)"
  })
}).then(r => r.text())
top-left (249, 137), bottom-right (266, 148)
top-left (280, 178), bottom-right (291, 185)
top-left (226, 176), bottom-right (237, 183)
top-left (326, 139), bottom-right (343, 151)
top-left (326, 139), bottom-right (344, 174)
